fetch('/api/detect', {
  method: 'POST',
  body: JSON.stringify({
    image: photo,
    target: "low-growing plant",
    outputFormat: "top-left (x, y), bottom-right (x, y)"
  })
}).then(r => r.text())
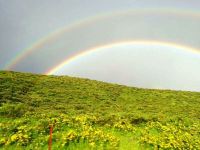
top-left (0, 103), bottom-right (28, 117)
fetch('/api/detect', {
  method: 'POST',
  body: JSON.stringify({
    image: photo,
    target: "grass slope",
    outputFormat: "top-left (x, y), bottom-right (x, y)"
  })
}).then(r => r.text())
top-left (0, 71), bottom-right (200, 149)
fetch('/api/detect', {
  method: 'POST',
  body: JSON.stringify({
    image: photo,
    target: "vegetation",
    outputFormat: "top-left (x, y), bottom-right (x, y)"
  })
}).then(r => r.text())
top-left (0, 70), bottom-right (200, 149)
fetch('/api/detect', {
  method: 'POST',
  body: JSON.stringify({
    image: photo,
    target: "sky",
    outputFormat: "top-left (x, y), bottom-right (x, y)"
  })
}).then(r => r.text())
top-left (0, 0), bottom-right (200, 91)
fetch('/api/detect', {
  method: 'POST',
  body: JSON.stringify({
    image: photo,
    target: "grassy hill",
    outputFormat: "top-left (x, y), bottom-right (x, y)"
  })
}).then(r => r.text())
top-left (0, 71), bottom-right (200, 149)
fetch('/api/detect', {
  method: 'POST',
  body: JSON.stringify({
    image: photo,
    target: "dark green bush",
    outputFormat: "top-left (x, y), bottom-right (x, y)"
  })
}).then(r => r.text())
top-left (0, 103), bottom-right (28, 117)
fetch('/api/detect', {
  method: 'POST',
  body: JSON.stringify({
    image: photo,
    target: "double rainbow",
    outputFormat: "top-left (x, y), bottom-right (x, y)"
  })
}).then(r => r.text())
top-left (4, 7), bottom-right (200, 75)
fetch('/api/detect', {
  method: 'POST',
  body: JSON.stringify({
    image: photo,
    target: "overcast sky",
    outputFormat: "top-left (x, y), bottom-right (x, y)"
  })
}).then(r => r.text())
top-left (0, 0), bottom-right (200, 91)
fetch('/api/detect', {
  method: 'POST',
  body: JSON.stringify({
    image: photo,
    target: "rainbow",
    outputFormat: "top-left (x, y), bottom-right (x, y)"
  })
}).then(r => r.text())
top-left (46, 40), bottom-right (200, 75)
top-left (4, 7), bottom-right (200, 71)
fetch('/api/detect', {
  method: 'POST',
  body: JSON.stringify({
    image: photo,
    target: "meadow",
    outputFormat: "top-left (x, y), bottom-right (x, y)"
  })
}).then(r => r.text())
top-left (0, 71), bottom-right (200, 149)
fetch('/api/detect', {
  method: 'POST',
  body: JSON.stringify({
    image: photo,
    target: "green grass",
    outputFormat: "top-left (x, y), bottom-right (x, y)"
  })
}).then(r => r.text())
top-left (0, 70), bottom-right (200, 149)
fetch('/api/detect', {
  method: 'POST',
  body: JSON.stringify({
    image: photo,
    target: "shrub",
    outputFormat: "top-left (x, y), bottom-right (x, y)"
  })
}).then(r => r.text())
top-left (0, 103), bottom-right (27, 117)
top-left (140, 121), bottom-right (200, 149)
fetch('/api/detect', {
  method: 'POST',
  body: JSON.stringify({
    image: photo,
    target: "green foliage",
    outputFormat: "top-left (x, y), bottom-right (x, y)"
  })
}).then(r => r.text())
top-left (0, 70), bottom-right (200, 149)
top-left (140, 122), bottom-right (200, 149)
top-left (0, 103), bottom-right (28, 117)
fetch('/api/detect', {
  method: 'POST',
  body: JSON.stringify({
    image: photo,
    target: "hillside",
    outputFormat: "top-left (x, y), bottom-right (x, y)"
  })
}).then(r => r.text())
top-left (0, 71), bottom-right (200, 149)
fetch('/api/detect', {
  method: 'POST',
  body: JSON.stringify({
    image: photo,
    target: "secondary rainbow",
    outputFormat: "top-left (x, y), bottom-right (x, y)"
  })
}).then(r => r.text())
top-left (46, 40), bottom-right (200, 75)
top-left (4, 7), bottom-right (200, 70)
